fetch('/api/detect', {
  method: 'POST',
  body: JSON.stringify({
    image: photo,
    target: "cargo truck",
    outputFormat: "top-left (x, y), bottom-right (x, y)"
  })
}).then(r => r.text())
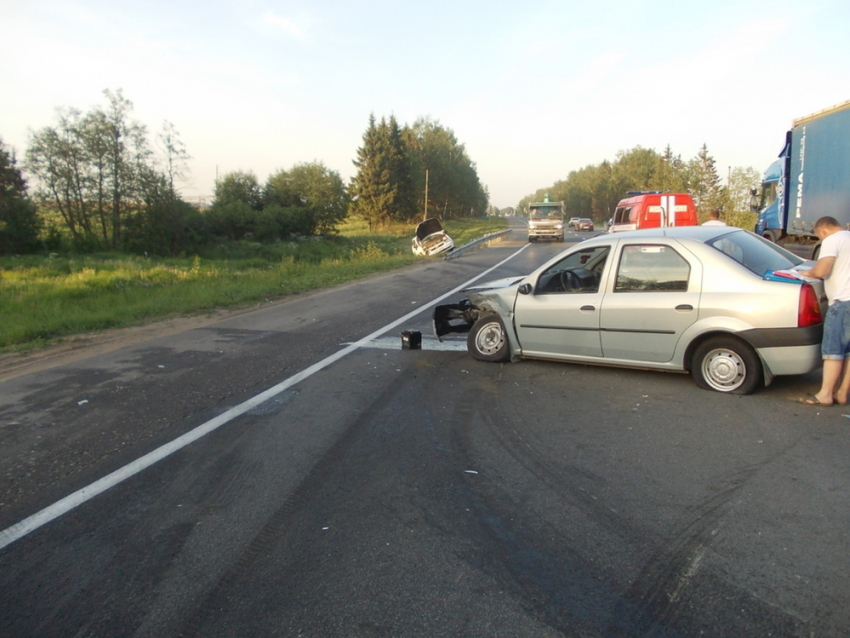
top-left (526, 194), bottom-right (565, 242)
top-left (754, 100), bottom-right (850, 254)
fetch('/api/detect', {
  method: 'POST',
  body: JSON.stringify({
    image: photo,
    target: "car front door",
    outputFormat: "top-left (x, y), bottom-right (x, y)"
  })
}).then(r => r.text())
top-left (599, 242), bottom-right (702, 363)
top-left (513, 245), bottom-right (611, 359)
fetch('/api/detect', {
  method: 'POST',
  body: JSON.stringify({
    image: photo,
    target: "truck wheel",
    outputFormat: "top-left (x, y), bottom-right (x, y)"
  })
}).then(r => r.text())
top-left (468, 314), bottom-right (510, 362)
top-left (691, 336), bottom-right (762, 394)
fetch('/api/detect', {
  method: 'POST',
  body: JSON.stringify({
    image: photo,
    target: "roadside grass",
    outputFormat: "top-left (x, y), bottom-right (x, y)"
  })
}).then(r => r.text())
top-left (0, 216), bottom-right (508, 352)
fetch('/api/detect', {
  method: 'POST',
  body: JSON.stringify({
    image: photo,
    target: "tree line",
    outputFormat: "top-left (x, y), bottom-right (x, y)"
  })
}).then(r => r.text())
top-left (517, 145), bottom-right (761, 227)
top-left (350, 115), bottom-right (488, 229)
top-left (0, 90), bottom-right (489, 256)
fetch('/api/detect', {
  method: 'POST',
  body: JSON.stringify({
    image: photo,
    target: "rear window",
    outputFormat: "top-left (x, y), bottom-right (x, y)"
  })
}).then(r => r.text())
top-left (706, 230), bottom-right (804, 276)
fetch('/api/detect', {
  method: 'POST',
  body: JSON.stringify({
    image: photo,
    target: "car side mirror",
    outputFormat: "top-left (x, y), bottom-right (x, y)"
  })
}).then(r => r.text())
top-left (518, 283), bottom-right (533, 295)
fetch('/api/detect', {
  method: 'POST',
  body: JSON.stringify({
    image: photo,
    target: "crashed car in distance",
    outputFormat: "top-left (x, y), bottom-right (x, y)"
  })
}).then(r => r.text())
top-left (412, 218), bottom-right (455, 256)
top-left (433, 226), bottom-right (825, 394)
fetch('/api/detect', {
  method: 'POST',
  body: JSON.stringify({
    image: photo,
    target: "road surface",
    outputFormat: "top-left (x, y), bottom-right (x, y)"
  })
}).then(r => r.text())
top-left (1, 220), bottom-right (848, 636)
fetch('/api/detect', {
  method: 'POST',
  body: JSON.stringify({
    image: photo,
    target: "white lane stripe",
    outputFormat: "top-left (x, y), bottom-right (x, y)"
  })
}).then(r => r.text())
top-left (354, 336), bottom-right (467, 352)
top-left (0, 243), bottom-right (530, 551)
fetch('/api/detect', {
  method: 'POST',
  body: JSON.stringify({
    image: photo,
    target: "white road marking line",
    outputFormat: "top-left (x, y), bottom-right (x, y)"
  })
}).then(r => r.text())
top-left (350, 336), bottom-right (467, 352)
top-left (0, 243), bottom-right (530, 551)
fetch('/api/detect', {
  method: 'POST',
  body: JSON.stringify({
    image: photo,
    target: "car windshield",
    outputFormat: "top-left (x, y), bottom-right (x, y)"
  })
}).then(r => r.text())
top-left (530, 205), bottom-right (563, 218)
top-left (706, 230), bottom-right (804, 276)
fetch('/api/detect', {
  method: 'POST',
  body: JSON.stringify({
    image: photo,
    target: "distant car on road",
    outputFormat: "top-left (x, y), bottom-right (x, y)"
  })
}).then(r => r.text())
top-left (434, 226), bottom-right (825, 394)
top-left (567, 217), bottom-right (581, 229)
top-left (576, 218), bottom-right (594, 231)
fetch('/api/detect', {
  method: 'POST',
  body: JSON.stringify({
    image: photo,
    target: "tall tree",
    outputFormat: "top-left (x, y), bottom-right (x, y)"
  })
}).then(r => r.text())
top-left (25, 89), bottom-right (154, 249)
top-left (404, 117), bottom-right (487, 220)
top-left (689, 143), bottom-right (723, 215)
top-left (349, 114), bottom-right (396, 229)
top-left (82, 89), bottom-right (151, 248)
top-left (611, 146), bottom-right (661, 194)
top-left (0, 140), bottom-right (41, 254)
top-left (26, 108), bottom-right (93, 243)
top-left (386, 116), bottom-right (416, 222)
top-left (720, 166), bottom-right (761, 228)
top-left (655, 145), bottom-right (690, 193)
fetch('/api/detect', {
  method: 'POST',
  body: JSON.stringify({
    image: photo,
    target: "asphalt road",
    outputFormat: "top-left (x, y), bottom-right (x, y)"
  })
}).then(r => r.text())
top-left (1, 220), bottom-right (849, 637)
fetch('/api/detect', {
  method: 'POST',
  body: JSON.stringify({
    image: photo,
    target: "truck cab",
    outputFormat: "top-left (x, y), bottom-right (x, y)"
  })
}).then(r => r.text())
top-left (753, 139), bottom-right (789, 243)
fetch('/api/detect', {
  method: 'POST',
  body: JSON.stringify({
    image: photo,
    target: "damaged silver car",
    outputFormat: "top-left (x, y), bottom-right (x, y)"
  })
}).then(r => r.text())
top-left (433, 226), bottom-right (826, 394)
top-left (412, 218), bottom-right (454, 257)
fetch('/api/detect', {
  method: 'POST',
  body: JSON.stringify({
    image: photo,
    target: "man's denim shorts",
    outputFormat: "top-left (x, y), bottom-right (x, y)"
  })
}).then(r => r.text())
top-left (822, 300), bottom-right (850, 359)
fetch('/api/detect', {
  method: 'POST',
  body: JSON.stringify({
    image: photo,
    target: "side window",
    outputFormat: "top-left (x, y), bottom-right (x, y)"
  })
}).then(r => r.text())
top-left (613, 207), bottom-right (631, 224)
top-left (535, 246), bottom-right (610, 294)
top-left (615, 245), bottom-right (690, 292)
top-left (760, 182), bottom-right (777, 210)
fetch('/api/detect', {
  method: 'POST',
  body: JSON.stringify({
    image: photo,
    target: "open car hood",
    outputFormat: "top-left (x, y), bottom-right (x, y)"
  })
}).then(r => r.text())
top-left (415, 218), bottom-right (446, 240)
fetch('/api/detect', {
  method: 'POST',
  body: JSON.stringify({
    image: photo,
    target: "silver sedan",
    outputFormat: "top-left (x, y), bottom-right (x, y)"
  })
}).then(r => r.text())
top-left (434, 226), bottom-right (826, 394)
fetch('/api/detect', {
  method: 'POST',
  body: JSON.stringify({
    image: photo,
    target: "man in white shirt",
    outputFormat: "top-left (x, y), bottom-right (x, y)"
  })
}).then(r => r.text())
top-left (701, 210), bottom-right (726, 226)
top-left (799, 216), bottom-right (850, 405)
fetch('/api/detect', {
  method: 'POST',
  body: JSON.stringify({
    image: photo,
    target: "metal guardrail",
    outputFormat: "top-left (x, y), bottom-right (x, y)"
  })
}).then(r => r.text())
top-left (443, 229), bottom-right (514, 259)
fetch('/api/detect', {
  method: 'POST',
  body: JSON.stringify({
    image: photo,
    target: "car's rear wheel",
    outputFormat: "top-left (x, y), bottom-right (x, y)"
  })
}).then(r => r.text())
top-left (468, 314), bottom-right (510, 362)
top-left (691, 336), bottom-right (762, 394)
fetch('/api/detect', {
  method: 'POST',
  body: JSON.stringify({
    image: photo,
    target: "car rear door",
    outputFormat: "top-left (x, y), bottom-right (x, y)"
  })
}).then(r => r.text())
top-left (598, 241), bottom-right (702, 363)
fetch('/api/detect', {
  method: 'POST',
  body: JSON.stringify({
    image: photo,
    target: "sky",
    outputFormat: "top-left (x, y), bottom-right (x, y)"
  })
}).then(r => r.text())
top-left (2, 0), bottom-right (849, 209)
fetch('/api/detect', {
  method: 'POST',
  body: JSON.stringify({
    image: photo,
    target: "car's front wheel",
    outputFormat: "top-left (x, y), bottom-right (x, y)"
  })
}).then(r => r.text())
top-left (468, 314), bottom-right (510, 362)
top-left (691, 336), bottom-right (762, 394)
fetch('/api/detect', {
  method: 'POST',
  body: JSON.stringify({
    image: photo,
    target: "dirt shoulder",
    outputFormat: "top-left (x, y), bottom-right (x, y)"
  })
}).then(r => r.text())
top-left (0, 262), bottom-right (432, 384)
top-left (0, 306), bottom-right (266, 384)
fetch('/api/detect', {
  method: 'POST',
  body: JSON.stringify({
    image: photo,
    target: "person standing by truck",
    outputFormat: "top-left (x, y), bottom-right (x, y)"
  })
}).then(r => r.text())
top-left (799, 216), bottom-right (850, 406)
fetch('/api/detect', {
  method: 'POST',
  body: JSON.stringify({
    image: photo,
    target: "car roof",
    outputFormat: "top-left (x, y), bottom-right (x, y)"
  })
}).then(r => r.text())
top-left (596, 225), bottom-right (741, 242)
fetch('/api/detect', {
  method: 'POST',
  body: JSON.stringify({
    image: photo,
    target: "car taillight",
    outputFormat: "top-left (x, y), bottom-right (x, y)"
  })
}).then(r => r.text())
top-left (798, 283), bottom-right (822, 327)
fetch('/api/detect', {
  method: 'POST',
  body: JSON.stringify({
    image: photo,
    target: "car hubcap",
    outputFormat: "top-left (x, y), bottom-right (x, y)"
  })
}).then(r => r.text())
top-left (702, 348), bottom-right (745, 391)
top-left (476, 322), bottom-right (504, 355)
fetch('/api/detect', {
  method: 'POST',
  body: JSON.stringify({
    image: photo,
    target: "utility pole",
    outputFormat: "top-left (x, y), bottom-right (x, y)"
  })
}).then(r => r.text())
top-left (423, 169), bottom-right (429, 221)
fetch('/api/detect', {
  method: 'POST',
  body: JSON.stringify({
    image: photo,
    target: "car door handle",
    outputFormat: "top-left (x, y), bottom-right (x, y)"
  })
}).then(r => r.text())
top-left (675, 304), bottom-right (694, 311)
top-left (580, 305), bottom-right (596, 312)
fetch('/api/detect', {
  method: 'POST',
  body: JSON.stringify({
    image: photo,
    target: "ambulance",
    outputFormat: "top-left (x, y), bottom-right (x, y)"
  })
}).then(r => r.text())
top-left (608, 192), bottom-right (697, 233)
